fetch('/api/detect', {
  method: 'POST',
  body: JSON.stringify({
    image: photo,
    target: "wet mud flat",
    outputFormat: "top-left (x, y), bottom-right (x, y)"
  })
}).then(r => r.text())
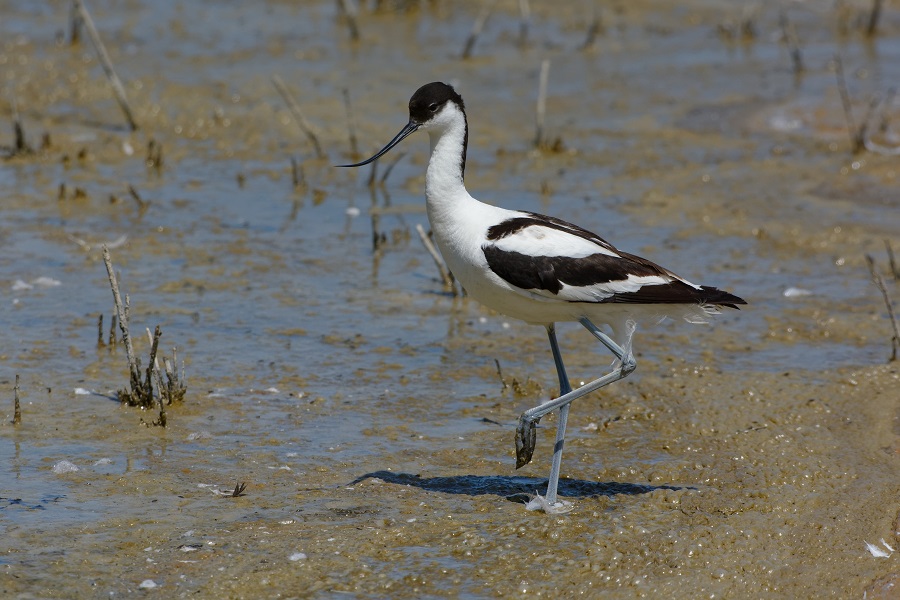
top-left (3, 0), bottom-right (900, 597)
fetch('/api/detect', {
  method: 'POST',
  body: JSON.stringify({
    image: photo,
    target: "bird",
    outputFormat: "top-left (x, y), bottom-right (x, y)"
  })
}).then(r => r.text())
top-left (338, 82), bottom-right (745, 513)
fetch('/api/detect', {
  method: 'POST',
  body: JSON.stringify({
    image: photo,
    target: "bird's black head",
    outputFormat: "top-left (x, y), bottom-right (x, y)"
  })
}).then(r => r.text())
top-left (408, 82), bottom-right (465, 125)
top-left (335, 82), bottom-right (467, 171)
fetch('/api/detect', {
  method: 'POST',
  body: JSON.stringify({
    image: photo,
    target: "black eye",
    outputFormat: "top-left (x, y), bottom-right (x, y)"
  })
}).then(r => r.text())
top-left (428, 103), bottom-right (439, 112)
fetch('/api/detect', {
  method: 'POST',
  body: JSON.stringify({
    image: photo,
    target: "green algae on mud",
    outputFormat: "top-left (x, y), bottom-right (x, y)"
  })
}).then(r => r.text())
top-left (3, 0), bottom-right (900, 598)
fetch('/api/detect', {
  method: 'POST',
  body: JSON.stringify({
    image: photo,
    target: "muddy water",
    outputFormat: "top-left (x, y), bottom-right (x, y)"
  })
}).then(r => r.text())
top-left (3, 1), bottom-right (900, 597)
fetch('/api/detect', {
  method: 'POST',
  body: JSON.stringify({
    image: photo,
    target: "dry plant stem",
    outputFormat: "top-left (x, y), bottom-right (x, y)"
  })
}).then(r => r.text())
top-left (857, 95), bottom-right (883, 150)
top-left (866, 255), bottom-right (900, 362)
top-left (153, 366), bottom-right (166, 427)
top-left (12, 95), bottom-right (32, 154)
top-left (102, 245), bottom-right (141, 391)
top-left (779, 10), bottom-right (804, 75)
top-left (886, 240), bottom-right (899, 280)
top-left (69, 0), bottom-right (82, 45)
top-left (495, 359), bottom-right (508, 391)
top-left (366, 161), bottom-right (379, 188)
top-left (415, 223), bottom-right (456, 293)
top-left (72, 0), bottom-right (138, 130)
top-left (379, 151), bottom-right (406, 185)
top-left (128, 185), bottom-right (147, 211)
top-left (290, 156), bottom-right (305, 189)
top-left (144, 326), bottom-right (163, 423)
top-left (371, 212), bottom-right (383, 251)
top-left (867, 0), bottom-right (883, 37)
top-left (336, 0), bottom-right (360, 41)
top-left (462, 0), bottom-right (497, 59)
top-left (581, 0), bottom-right (602, 50)
top-left (877, 88), bottom-right (896, 134)
top-left (97, 314), bottom-right (104, 346)
top-left (13, 374), bottom-right (21, 426)
top-left (146, 139), bottom-right (163, 174)
top-left (534, 59), bottom-right (550, 148)
top-left (108, 313), bottom-right (117, 345)
top-left (518, 0), bottom-right (531, 45)
top-left (160, 350), bottom-right (186, 405)
top-left (145, 326), bottom-right (161, 396)
top-left (342, 88), bottom-right (360, 158)
top-left (833, 55), bottom-right (864, 154)
top-left (272, 75), bottom-right (325, 159)
top-left (146, 327), bottom-right (161, 371)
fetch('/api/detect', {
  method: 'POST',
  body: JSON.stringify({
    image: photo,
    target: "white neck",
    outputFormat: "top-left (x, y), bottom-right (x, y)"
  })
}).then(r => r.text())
top-left (424, 105), bottom-right (473, 224)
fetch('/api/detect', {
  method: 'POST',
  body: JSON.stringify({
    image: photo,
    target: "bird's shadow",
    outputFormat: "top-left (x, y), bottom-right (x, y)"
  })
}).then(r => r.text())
top-left (349, 470), bottom-right (690, 505)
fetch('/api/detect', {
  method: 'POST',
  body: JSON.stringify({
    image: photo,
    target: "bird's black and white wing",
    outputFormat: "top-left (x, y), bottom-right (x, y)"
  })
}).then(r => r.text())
top-left (482, 212), bottom-right (743, 308)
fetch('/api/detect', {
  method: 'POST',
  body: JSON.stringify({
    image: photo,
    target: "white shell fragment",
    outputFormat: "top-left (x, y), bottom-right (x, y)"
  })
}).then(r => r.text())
top-left (783, 287), bottom-right (812, 298)
top-left (865, 539), bottom-right (895, 558)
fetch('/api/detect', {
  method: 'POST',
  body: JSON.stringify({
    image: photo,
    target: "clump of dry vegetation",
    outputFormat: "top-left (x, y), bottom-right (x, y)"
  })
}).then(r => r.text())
top-left (102, 245), bottom-right (186, 426)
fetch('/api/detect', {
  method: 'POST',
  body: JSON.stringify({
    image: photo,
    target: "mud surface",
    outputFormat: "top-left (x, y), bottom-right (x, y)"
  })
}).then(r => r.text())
top-left (3, 1), bottom-right (900, 597)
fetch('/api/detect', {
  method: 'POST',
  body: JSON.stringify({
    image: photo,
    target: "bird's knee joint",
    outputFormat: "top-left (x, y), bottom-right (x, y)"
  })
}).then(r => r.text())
top-left (621, 355), bottom-right (637, 376)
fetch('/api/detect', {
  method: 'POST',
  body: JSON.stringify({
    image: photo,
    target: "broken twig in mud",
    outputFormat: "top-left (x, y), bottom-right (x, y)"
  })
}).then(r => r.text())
top-left (108, 313), bottom-right (117, 345)
top-left (415, 223), bottom-right (457, 294)
top-left (361, 150), bottom-right (405, 189)
top-left (146, 326), bottom-right (186, 410)
top-left (867, 0), bottom-right (884, 37)
top-left (290, 156), bottom-right (306, 190)
top-left (272, 75), bottom-right (325, 159)
top-left (227, 482), bottom-right (248, 498)
top-left (833, 55), bottom-right (869, 154)
top-left (69, 0), bottom-right (83, 45)
top-left (145, 139), bottom-right (163, 174)
top-left (13, 374), bottom-right (22, 426)
top-left (335, 0), bottom-right (360, 41)
top-left (162, 352), bottom-right (186, 405)
top-left (342, 88), bottom-right (360, 159)
top-left (102, 245), bottom-right (142, 400)
top-left (153, 367), bottom-right (166, 427)
top-left (779, 10), bottom-right (804, 76)
top-left (834, 55), bottom-right (884, 155)
top-left (72, 0), bottom-right (138, 131)
top-left (128, 184), bottom-right (148, 212)
top-left (144, 326), bottom-right (162, 405)
top-left (462, 0), bottom-right (497, 59)
top-left (379, 151), bottom-right (406, 185)
top-left (517, 0), bottom-right (531, 46)
top-left (366, 161), bottom-right (379, 188)
top-left (534, 59), bottom-right (550, 148)
top-left (10, 95), bottom-right (33, 156)
top-left (495, 359), bottom-right (509, 391)
top-left (580, 0), bottom-right (603, 50)
top-left (886, 240), bottom-right (899, 281)
top-left (866, 254), bottom-right (899, 362)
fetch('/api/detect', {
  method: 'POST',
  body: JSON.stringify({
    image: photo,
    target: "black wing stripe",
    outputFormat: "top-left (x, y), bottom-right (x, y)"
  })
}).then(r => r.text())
top-left (483, 246), bottom-right (747, 307)
top-left (605, 284), bottom-right (746, 307)
top-left (484, 247), bottom-right (662, 295)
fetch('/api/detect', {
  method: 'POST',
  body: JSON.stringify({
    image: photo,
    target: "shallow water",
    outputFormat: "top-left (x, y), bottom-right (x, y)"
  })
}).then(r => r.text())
top-left (3, 1), bottom-right (900, 597)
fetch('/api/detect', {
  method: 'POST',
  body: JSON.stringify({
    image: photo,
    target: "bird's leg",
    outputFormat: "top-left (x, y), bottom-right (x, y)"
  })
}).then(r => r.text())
top-left (544, 324), bottom-right (573, 506)
top-left (515, 325), bottom-right (573, 469)
top-left (515, 318), bottom-right (637, 484)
